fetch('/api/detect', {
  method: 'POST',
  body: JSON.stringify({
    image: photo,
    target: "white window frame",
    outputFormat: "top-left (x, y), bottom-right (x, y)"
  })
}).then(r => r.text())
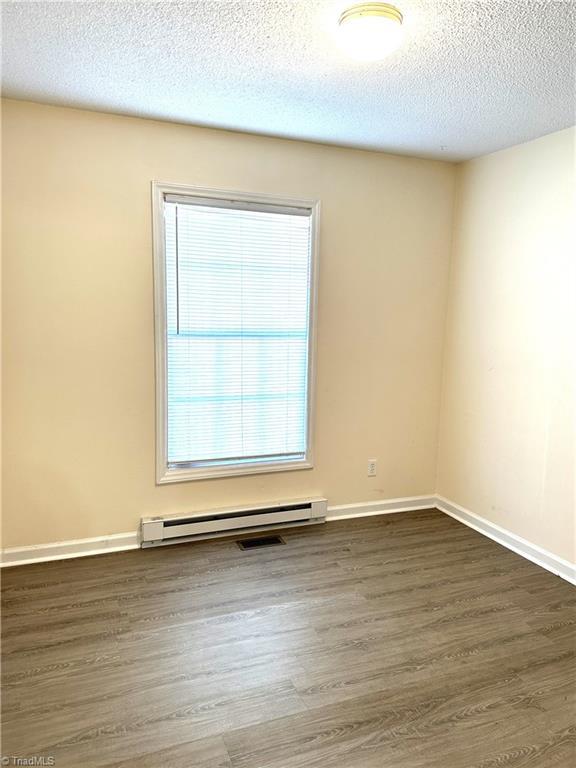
top-left (152, 181), bottom-right (320, 484)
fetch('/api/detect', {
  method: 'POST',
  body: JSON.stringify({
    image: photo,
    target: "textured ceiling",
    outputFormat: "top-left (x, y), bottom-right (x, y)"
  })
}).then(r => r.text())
top-left (2, 0), bottom-right (575, 160)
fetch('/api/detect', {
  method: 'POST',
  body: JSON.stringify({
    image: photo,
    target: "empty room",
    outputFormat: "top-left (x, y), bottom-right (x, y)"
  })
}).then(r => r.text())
top-left (1, 1), bottom-right (575, 766)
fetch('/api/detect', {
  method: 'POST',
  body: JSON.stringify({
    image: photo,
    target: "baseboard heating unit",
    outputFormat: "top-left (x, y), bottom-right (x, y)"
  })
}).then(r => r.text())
top-left (140, 498), bottom-right (327, 548)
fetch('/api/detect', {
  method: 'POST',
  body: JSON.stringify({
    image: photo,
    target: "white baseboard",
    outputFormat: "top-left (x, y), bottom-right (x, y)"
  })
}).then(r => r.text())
top-left (327, 495), bottom-right (437, 520)
top-left (0, 532), bottom-right (139, 568)
top-left (0, 497), bottom-right (436, 567)
top-left (436, 495), bottom-right (576, 586)
top-left (2, 495), bottom-right (574, 586)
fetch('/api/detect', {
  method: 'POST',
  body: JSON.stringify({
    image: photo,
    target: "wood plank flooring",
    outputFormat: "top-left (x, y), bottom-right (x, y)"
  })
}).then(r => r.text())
top-left (1, 509), bottom-right (575, 767)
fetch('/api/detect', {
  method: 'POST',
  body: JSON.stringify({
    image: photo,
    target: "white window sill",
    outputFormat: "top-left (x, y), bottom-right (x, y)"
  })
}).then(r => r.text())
top-left (156, 458), bottom-right (313, 484)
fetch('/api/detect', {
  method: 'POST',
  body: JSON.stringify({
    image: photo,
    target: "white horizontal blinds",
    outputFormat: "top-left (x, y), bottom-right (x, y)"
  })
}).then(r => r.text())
top-left (164, 197), bottom-right (312, 466)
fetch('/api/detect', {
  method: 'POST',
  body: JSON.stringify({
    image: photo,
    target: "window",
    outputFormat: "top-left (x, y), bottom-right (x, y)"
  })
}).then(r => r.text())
top-left (152, 183), bottom-right (319, 483)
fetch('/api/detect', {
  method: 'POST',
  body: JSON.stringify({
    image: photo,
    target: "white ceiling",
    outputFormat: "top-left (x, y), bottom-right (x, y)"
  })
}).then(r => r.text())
top-left (2, 0), bottom-right (575, 160)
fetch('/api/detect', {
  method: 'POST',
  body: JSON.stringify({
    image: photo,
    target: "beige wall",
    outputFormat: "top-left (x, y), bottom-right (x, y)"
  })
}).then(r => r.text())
top-left (1, 99), bottom-right (455, 547)
top-left (437, 127), bottom-right (576, 563)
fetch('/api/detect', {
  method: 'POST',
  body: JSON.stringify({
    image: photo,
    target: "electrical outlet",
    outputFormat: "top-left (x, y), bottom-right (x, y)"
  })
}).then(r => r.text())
top-left (367, 458), bottom-right (377, 477)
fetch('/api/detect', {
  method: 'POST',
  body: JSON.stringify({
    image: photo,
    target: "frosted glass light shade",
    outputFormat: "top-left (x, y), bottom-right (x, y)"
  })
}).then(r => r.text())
top-left (337, 3), bottom-right (404, 62)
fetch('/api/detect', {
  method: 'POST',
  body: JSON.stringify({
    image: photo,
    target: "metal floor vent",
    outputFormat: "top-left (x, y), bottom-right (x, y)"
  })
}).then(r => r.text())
top-left (237, 535), bottom-right (285, 551)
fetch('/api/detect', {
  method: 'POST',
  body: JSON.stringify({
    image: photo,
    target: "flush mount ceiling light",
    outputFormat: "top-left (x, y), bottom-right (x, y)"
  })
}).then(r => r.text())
top-left (337, 2), bottom-right (404, 62)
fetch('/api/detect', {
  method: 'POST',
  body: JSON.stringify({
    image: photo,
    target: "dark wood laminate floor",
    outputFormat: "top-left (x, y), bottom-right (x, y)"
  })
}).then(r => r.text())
top-left (1, 509), bottom-right (575, 767)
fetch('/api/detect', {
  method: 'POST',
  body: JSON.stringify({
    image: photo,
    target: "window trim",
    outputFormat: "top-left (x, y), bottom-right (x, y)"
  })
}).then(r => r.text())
top-left (152, 181), bottom-right (320, 484)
